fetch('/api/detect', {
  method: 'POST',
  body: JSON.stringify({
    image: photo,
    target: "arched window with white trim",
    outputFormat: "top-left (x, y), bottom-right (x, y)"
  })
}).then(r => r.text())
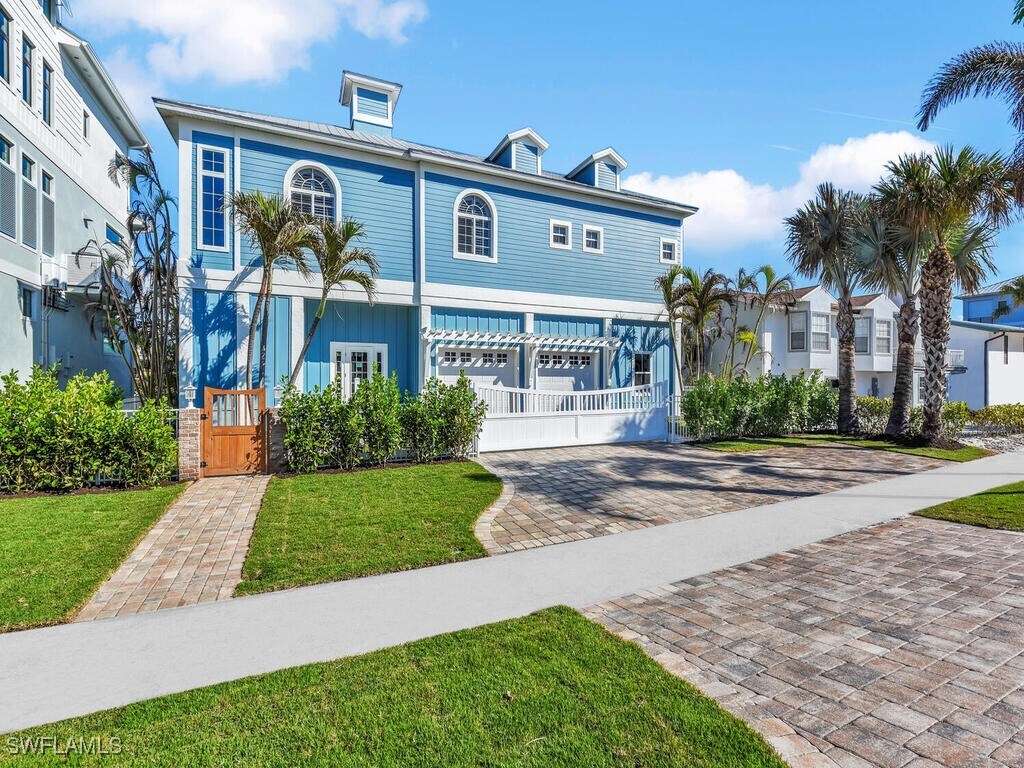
top-left (289, 167), bottom-right (336, 221)
top-left (454, 191), bottom-right (496, 261)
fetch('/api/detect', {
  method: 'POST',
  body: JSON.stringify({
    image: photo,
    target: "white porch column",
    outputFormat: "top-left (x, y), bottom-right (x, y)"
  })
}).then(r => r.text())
top-left (603, 318), bottom-right (614, 388)
top-left (290, 295), bottom-right (305, 392)
top-left (419, 305), bottom-right (432, 386)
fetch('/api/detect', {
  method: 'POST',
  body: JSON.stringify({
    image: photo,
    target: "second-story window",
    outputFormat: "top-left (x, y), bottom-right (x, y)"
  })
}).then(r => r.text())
top-left (290, 167), bottom-right (336, 221)
top-left (0, 135), bottom-right (13, 239)
top-left (21, 153), bottom-right (36, 249)
top-left (855, 316), bottom-right (870, 354)
top-left (789, 311), bottom-right (807, 352)
top-left (583, 226), bottom-right (603, 254)
top-left (875, 319), bottom-right (892, 355)
top-left (811, 313), bottom-right (831, 352)
top-left (0, 7), bottom-right (10, 83)
top-left (660, 238), bottom-right (679, 263)
top-left (40, 0), bottom-right (55, 23)
top-left (42, 62), bottom-right (52, 125)
top-left (198, 147), bottom-right (228, 250)
top-left (21, 36), bottom-right (33, 106)
top-left (549, 220), bottom-right (572, 249)
top-left (455, 192), bottom-right (494, 260)
top-left (21, 154), bottom-right (33, 181)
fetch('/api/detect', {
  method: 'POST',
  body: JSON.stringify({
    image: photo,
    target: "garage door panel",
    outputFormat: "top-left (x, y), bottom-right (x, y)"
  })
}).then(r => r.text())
top-left (438, 347), bottom-right (517, 388)
top-left (536, 352), bottom-right (595, 392)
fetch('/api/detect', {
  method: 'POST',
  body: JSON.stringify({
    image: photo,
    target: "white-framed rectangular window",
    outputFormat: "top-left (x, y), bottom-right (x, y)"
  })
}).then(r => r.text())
top-left (20, 152), bottom-right (36, 249)
top-left (660, 237), bottom-right (679, 263)
top-left (197, 146), bottom-right (228, 251)
top-left (550, 353), bottom-right (564, 365)
top-left (875, 319), bottom-right (892, 355)
top-left (459, 351), bottom-right (473, 365)
top-left (21, 35), bottom-right (32, 106)
top-left (583, 226), bottom-right (603, 254)
top-left (0, 6), bottom-right (10, 84)
top-left (41, 61), bottom-right (52, 125)
top-left (40, 170), bottom-right (53, 257)
top-left (442, 350), bottom-right (457, 365)
top-left (496, 352), bottom-right (508, 365)
top-left (549, 219), bottom-right (572, 249)
top-left (788, 311), bottom-right (807, 352)
top-left (633, 352), bottom-right (652, 386)
top-left (0, 134), bottom-right (10, 166)
top-left (0, 134), bottom-right (13, 240)
top-left (19, 284), bottom-right (33, 318)
top-left (855, 316), bottom-right (871, 355)
top-left (481, 351), bottom-right (495, 365)
top-left (538, 353), bottom-right (551, 366)
top-left (811, 313), bottom-right (831, 352)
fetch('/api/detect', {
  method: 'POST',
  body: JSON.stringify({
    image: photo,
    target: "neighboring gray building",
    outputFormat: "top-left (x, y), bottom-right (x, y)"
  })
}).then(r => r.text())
top-left (1, 0), bottom-right (145, 392)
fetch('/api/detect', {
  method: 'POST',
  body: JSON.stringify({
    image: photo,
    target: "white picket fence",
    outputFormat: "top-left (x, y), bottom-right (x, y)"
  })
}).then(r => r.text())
top-left (473, 383), bottom-right (691, 452)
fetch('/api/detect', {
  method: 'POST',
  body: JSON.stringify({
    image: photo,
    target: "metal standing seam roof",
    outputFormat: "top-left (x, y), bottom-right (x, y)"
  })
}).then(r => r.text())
top-left (153, 98), bottom-right (697, 214)
top-left (957, 274), bottom-right (1023, 300)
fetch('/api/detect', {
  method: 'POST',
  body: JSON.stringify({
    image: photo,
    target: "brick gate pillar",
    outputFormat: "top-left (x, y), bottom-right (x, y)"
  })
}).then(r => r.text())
top-left (177, 407), bottom-right (202, 481)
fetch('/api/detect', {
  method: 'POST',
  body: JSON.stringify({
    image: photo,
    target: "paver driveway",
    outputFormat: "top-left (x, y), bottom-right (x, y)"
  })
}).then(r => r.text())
top-left (477, 442), bottom-right (944, 553)
top-left (586, 516), bottom-right (1024, 768)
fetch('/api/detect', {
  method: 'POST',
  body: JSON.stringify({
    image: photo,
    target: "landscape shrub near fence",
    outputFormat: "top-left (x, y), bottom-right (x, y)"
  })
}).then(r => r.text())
top-left (0, 368), bottom-right (177, 493)
top-left (972, 404), bottom-right (1024, 435)
top-left (280, 371), bottom-right (487, 474)
top-left (854, 396), bottom-right (970, 438)
top-left (680, 373), bottom-right (838, 440)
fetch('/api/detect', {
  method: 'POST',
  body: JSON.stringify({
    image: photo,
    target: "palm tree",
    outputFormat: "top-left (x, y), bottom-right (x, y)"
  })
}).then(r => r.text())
top-left (993, 274), bottom-right (1024, 319)
top-left (917, 2), bottom-right (1024, 182)
top-left (722, 267), bottom-right (755, 379)
top-left (677, 267), bottom-right (731, 380)
top-left (785, 182), bottom-right (867, 434)
top-left (742, 265), bottom-right (795, 371)
top-left (875, 146), bottom-right (1013, 441)
top-left (228, 191), bottom-right (317, 389)
top-left (287, 219), bottom-right (380, 387)
top-left (655, 264), bottom-right (687, 388)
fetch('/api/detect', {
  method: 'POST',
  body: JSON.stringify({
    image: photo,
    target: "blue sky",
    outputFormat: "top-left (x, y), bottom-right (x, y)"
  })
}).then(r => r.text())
top-left (73, 0), bottom-right (1024, 308)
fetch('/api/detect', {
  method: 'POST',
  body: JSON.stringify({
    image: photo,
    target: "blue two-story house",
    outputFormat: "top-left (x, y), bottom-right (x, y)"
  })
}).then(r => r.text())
top-left (157, 72), bottom-right (696, 426)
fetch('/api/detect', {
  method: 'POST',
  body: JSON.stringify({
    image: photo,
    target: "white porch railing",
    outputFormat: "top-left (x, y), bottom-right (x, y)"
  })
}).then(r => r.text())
top-left (475, 383), bottom-right (663, 416)
top-left (914, 349), bottom-right (966, 370)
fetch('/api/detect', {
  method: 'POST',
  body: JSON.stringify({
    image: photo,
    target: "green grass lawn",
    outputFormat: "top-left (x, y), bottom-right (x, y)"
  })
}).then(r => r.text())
top-left (2, 607), bottom-right (786, 767)
top-left (0, 484), bottom-right (185, 633)
top-left (915, 480), bottom-right (1024, 531)
top-left (700, 434), bottom-right (992, 462)
top-left (236, 461), bottom-right (503, 595)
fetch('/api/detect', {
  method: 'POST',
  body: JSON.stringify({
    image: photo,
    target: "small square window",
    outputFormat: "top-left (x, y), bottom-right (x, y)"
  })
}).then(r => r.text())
top-left (41, 171), bottom-right (52, 195)
top-left (550, 220), bottom-right (572, 249)
top-left (660, 238), bottom-right (678, 263)
top-left (459, 351), bottom-right (473, 365)
top-left (0, 136), bottom-right (11, 165)
top-left (583, 227), bottom-right (603, 253)
top-left (496, 352), bottom-right (508, 365)
top-left (550, 354), bottom-right (564, 365)
top-left (481, 351), bottom-right (495, 365)
top-left (538, 353), bottom-right (551, 366)
top-left (442, 350), bottom-right (457, 365)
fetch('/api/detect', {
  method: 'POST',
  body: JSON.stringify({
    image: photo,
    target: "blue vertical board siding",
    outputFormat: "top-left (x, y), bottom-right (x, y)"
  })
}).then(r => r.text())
top-left (303, 299), bottom-right (419, 393)
top-left (239, 139), bottom-right (414, 282)
top-left (534, 314), bottom-right (601, 338)
top-left (356, 88), bottom-right (389, 118)
top-left (190, 131), bottom-right (234, 270)
top-left (596, 162), bottom-right (618, 190)
top-left (569, 164), bottom-right (596, 186)
top-left (493, 145), bottom-right (512, 169)
top-left (431, 307), bottom-right (522, 333)
top-left (424, 171), bottom-right (681, 302)
top-left (513, 142), bottom-right (539, 174)
top-left (249, 294), bottom-right (291, 393)
top-left (192, 289), bottom-right (237, 397)
top-left (963, 296), bottom-right (1024, 326)
top-left (610, 319), bottom-right (672, 391)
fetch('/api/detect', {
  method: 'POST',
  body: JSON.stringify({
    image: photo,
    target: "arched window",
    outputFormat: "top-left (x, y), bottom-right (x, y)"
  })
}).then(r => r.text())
top-left (456, 192), bottom-right (494, 259)
top-left (290, 167), bottom-right (336, 221)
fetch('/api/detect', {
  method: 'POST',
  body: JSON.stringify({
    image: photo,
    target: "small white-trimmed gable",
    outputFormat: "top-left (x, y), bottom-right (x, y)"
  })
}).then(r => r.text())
top-left (340, 71), bottom-right (402, 137)
top-left (567, 148), bottom-right (628, 191)
top-left (486, 128), bottom-right (549, 175)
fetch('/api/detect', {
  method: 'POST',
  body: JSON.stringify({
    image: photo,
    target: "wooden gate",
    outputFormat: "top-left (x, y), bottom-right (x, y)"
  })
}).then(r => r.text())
top-left (202, 388), bottom-right (266, 476)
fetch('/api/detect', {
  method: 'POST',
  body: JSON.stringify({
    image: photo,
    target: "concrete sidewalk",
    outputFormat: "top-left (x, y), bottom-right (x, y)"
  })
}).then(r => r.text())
top-left (2, 450), bottom-right (1022, 733)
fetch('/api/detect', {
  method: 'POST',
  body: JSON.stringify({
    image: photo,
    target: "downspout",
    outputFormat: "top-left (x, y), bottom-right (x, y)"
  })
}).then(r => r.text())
top-left (982, 332), bottom-right (1007, 407)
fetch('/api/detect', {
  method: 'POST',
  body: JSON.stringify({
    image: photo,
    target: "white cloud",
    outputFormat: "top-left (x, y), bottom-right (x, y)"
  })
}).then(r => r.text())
top-left (624, 131), bottom-right (935, 252)
top-left (75, 0), bottom-right (428, 85)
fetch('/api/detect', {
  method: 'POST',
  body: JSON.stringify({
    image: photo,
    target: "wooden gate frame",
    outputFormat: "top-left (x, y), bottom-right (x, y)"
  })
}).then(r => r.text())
top-left (201, 387), bottom-right (267, 477)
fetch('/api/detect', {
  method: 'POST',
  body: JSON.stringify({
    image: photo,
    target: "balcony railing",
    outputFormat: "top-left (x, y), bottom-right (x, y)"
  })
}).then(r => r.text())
top-left (914, 349), bottom-right (965, 370)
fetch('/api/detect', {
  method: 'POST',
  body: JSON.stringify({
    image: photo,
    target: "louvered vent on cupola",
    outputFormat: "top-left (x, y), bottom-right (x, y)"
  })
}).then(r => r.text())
top-left (486, 128), bottom-right (549, 174)
top-left (340, 71), bottom-right (403, 137)
top-left (567, 148), bottom-right (628, 191)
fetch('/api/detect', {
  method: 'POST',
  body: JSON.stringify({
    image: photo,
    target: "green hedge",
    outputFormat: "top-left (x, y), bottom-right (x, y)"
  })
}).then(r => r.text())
top-left (972, 404), bottom-right (1024, 435)
top-left (0, 367), bottom-right (177, 493)
top-left (680, 373), bottom-right (838, 439)
top-left (280, 371), bottom-right (487, 473)
top-left (854, 396), bottom-right (970, 438)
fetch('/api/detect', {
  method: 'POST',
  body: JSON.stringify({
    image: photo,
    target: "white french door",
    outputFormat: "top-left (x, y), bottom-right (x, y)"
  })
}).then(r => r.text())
top-left (330, 342), bottom-right (388, 398)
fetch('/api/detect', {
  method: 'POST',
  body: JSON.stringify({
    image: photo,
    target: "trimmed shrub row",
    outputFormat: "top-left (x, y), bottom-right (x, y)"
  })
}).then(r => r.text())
top-left (972, 404), bottom-right (1024, 435)
top-left (680, 373), bottom-right (838, 440)
top-left (0, 368), bottom-right (177, 493)
top-left (280, 371), bottom-right (487, 473)
top-left (854, 396), bottom-right (971, 438)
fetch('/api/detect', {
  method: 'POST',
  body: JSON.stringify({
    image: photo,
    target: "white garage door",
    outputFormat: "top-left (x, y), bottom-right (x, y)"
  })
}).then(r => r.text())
top-left (437, 347), bottom-right (518, 387)
top-left (536, 352), bottom-right (595, 391)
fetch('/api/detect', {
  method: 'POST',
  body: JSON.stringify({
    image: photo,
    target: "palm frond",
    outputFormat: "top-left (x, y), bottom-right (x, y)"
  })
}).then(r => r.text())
top-left (918, 42), bottom-right (1024, 131)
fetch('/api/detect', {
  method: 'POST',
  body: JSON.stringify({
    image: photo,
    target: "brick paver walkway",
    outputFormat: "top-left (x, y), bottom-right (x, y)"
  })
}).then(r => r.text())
top-left (76, 476), bottom-right (270, 621)
top-left (586, 517), bottom-right (1024, 768)
top-left (478, 442), bottom-right (944, 553)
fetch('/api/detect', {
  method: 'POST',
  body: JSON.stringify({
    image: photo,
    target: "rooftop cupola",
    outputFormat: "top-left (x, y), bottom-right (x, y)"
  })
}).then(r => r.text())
top-left (567, 148), bottom-right (628, 190)
top-left (340, 71), bottom-right (402, 137)
top-left (486, 128), bottom-right (549, 174)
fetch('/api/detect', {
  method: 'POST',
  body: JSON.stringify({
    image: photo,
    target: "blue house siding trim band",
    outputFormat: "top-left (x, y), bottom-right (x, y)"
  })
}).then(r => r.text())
top-left (431, 307), bottom-right (523, 334)
top-left (534, 314), bottom-right (602, 338)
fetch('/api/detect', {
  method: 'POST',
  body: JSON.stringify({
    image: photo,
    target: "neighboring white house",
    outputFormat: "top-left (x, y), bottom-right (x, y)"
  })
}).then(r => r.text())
top-left (947, 319), bottom-right (1024, 409)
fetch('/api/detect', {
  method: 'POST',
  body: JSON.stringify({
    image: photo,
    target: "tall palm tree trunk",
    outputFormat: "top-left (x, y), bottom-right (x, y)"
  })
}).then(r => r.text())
top-left (245, 272), bottom-right (269, 389)
top-left (288, 294), bottom-right (325, 388)
top-left (835, 297), bottom-right (859, 435)
top-left (885, 298), bottom-right (919, 437)
top-left (919, 243), bottom-right (956, 441)
top-left (257, 272), bottom-right (275, 389)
